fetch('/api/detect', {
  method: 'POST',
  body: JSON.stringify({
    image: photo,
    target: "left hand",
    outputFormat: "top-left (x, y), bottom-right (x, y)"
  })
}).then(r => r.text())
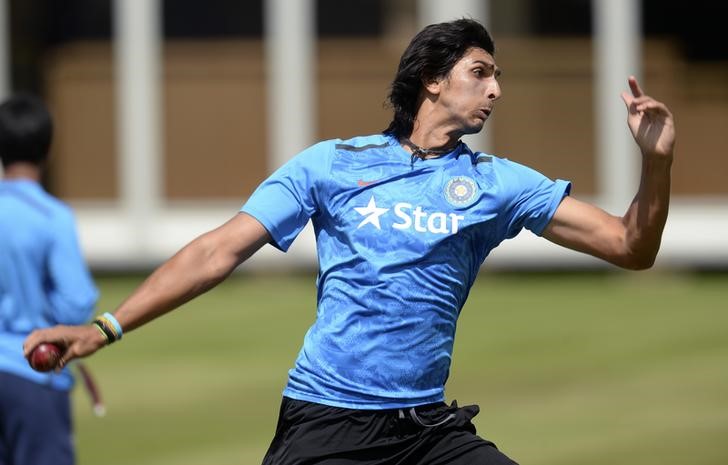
top-left (621, 76), bottom-right (675, 160)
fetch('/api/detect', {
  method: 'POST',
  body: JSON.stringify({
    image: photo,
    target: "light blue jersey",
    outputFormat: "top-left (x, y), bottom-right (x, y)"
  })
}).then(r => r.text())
top-left (0, 180), bottom-right (98, 390)
top-left (242, 134), bottom-right (570, 409)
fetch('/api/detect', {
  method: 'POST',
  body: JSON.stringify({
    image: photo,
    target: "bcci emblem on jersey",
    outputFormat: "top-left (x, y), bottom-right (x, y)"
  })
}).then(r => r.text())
top-left (444, 176), bottom-right (478, 208)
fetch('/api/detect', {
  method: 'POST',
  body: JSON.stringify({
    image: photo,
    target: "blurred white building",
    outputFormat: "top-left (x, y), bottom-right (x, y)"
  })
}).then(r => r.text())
top-left (2, 0), bottom-right (726, 270)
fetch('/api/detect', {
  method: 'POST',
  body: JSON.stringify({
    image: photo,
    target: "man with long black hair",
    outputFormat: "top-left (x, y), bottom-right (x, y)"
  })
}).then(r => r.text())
top-left (25, 19), bottom-right (674, 464)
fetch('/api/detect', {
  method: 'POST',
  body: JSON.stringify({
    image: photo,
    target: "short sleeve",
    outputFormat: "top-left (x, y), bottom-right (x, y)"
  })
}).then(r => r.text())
top-left (241, 140), bottom-right (334, 251)
top-left (501, 161), bottom-right (571, 238)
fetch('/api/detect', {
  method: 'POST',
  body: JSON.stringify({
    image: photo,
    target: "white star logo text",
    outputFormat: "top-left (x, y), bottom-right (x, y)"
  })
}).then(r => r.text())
top-left (354, 196), bottom-right (389, 229)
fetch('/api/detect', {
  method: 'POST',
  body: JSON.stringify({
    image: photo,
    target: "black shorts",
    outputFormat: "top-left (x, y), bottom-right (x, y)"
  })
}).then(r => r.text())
top-left (262, 397), bottom-right (519, 465)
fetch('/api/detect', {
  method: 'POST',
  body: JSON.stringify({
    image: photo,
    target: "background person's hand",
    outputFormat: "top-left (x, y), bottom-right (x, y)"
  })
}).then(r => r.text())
top-left (24, 324), bottom-right (108, 369)
top-left (621, 76), bottom-right (675, 160)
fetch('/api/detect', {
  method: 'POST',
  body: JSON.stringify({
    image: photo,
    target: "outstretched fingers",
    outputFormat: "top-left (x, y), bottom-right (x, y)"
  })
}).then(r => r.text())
top-left (628, 75), bottom-right (644, 98)
top-left (632, 97), bottom-right (673, 119)
top-left (620, 75), bottom-right (676, 157)
top-left (622, 76), bottom-right (647, 111)
top-left (621, 92), bottom-right (672, 121)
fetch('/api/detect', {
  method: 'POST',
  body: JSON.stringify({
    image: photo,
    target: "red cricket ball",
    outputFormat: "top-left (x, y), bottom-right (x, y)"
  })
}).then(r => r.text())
top-left (28, 342), bottom-right (63, 372)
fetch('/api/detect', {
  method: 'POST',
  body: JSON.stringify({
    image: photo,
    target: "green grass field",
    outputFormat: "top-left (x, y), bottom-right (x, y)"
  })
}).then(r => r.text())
top-left (72, 271), bottom-right (728, 465)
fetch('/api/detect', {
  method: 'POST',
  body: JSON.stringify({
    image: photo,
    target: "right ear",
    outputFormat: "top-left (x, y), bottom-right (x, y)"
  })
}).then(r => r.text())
top-left (422, 76), bottom-right (441, 96)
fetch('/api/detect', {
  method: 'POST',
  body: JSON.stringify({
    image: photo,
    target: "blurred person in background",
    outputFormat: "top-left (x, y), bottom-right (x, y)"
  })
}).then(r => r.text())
top-left (24, 18), bottom-right (674, 465)
top-left (0, 94), bottom-right (98, 465)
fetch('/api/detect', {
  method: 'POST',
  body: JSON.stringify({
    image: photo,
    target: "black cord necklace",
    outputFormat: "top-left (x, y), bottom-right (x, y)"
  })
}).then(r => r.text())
top-left (402, 137), bottom-right (461, 167)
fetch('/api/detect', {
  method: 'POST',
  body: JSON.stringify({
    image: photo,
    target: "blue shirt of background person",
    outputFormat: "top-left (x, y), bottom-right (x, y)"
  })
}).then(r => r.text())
top-left (0, 94), bottom-right (98, 390)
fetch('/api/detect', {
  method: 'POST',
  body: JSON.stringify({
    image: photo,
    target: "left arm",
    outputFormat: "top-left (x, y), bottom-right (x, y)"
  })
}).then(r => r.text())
top-left (543, 76), bottom-right (674, 270)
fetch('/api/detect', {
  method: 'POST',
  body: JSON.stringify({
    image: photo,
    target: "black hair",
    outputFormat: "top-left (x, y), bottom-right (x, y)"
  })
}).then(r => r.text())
top-left (0, 93), bottom-right (54, 168)
top-left (383, 18), bottom-right (495, 139)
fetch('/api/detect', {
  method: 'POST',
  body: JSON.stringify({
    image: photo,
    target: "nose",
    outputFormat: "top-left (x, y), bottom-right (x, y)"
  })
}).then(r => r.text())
top-left (488, 79), bottom-right (501, 101)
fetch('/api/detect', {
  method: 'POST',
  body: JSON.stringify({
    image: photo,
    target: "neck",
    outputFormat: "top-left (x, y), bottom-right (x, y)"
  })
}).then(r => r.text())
top-left (404, 127), bottom-right (461, 152)
top-left (2, 162), bottom-right (43, 182)
top-left (406, 100), bottom-right (464, 155)
top-left (401, 137), bottom-right (460, 160)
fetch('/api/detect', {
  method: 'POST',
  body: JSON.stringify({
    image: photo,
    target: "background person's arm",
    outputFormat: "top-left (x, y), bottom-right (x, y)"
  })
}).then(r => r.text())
top-left (24, 212), bottom-right (271, 366)
top-left (542, 76), bottom-right (674, 270)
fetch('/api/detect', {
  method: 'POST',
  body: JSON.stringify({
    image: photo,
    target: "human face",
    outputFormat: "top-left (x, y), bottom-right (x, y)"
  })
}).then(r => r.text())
top-left (427, 47), bottom-right (501, 136)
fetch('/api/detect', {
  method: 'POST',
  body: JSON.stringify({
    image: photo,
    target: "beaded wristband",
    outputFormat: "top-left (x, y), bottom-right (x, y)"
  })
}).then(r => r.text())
top-left (92, 319), bottom-right (116, 345)
top-left (91, 322), bottom-right (110, 344)
top-left (101, 312), bottom-right (123, 340)
top-left (92, 313), bottom-right (123, 345)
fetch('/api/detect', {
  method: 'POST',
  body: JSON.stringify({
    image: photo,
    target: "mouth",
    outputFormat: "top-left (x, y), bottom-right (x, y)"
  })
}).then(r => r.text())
top-left (477, 108), bottom-right (492, 120)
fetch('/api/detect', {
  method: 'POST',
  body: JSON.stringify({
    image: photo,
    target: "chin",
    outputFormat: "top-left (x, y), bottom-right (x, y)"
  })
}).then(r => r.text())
top-left (463, 122), bottom-right (486, 135)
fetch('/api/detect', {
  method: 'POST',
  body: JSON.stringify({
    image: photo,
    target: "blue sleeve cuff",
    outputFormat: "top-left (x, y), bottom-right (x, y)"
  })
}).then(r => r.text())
top-left (532, 179), bottom-right (571, 236)
top-left (239, 207), bottom-right (289, 252)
